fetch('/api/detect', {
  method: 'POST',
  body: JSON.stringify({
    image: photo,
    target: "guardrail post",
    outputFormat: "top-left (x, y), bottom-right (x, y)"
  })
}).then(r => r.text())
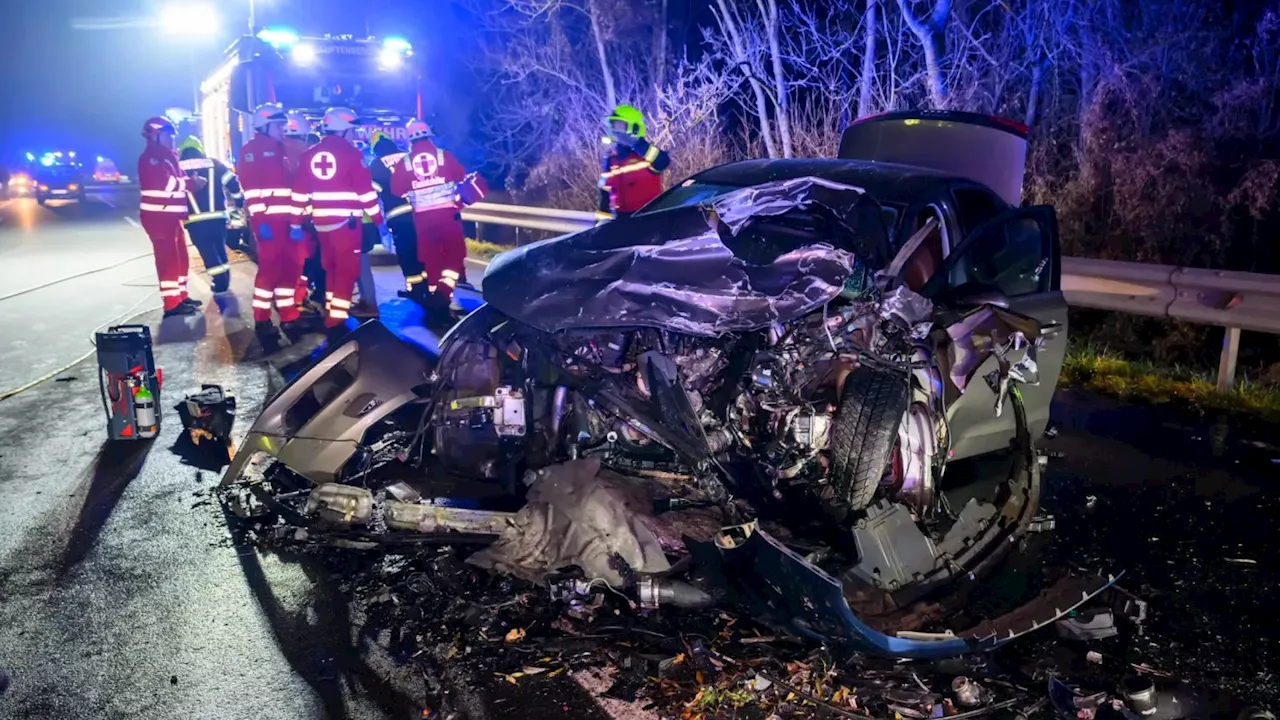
top-left (1216, 327), bottom-right (1241, 393)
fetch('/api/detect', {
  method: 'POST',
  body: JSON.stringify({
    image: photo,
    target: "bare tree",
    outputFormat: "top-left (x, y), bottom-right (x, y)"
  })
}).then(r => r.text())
top-left (858, 0), bottom-right (880, 117)
top-left (758, 0), bottom-right (794, 156)
top-left (709, 0), bottom-right (780, 157)
top-left (896, 0), bottom-right (953, 107)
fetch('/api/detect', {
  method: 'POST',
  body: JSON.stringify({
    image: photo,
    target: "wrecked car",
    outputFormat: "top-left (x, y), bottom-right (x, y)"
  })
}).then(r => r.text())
top-left (221, 112), bottom-right (1078, 658)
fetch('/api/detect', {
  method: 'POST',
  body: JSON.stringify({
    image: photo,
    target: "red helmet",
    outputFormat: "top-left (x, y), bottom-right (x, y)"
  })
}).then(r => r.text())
top-left (142, 116), bottom-right (177, 141)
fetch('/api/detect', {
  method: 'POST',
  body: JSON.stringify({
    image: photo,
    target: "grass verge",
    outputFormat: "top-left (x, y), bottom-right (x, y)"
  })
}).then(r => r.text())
top-left (465, 238), bottom-right (510, 261)
top-left (1061, 343), bottom-right (1280, 423)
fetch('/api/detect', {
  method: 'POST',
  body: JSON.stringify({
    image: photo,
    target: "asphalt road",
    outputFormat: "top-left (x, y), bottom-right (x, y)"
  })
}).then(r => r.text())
top-left (0, 200), bottom-right (1277, 718)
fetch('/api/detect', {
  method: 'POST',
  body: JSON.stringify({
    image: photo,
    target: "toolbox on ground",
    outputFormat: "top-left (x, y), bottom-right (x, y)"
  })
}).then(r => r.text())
top-left (96, 324), bottom-right (162, 440)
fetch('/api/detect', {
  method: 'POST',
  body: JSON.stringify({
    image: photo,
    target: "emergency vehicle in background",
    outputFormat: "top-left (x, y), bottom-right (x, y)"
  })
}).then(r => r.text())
top-left (198, 28), bottom-right (420, 163)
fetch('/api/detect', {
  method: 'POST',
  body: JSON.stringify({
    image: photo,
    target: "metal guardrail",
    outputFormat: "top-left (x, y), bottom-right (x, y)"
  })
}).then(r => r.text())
top-left (461, 204), bottom-right (1280, 392)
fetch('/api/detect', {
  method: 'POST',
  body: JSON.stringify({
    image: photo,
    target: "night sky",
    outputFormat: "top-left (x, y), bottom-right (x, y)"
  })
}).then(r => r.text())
top-left (0, 0), bottom-right (472, 168)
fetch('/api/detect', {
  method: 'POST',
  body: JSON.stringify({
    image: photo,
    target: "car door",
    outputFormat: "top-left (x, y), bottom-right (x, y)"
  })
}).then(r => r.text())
top-left (920, 205), bottom-right (1066, 461)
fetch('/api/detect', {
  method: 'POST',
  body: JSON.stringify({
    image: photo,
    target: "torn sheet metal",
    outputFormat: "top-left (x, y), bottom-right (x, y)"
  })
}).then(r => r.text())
top-left (482, 177), bottom-right (891, 337)
top-left (466, 458), bottom-right (672, 587)
top-left (942, 305), bottom-right (1041, 394)
top-left (696, 521), bottom-right (1118, 659)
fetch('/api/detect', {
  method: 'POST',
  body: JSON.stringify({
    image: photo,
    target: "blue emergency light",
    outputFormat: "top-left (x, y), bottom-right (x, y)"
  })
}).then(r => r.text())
top-left (257, 27), bottom-right (299, 49)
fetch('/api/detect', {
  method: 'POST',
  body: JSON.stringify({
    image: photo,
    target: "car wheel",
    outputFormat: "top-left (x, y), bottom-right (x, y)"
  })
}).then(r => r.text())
top-left (828, 363), bottom-right (910, 511)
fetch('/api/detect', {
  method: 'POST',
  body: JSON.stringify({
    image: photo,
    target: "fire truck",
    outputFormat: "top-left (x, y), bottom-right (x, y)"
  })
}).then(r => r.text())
top-left (198, 28), bottom-right (420, 163)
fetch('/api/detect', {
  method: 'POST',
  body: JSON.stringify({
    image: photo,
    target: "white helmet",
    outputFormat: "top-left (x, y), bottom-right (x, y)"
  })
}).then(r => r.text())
top-left (320, 107), bottom-right (359, 133)
top-left (251, 103), bottom-right (287, 132)
top-left (406, 118), bottom-right (434, 142)
top-left (284, 110), bottom-right (310, 138)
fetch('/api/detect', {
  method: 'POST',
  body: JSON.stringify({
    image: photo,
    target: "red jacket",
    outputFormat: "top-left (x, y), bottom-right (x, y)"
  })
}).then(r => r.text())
top-left (389, 140), bottom-right (488, 222)
top-left (291, 135), bottom-right (382, 231)
top-left (236, 135), bottom-right (295, 222)
top-left (282, 137), bottom-right (308, 174)
top-left (137, 144), bottom-right (188, 228)
top-left (598, 138), bottom-right (670, 215)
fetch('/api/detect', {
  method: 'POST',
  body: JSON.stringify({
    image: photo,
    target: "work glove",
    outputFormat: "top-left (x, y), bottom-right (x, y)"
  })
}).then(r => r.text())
top-left (256, 223), bottom-right (272, 241)
top-left (289, 225), bottom-right (304, 242)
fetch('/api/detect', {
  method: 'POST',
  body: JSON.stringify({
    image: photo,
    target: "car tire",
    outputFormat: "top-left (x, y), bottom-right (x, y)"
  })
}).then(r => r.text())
top-left (828, 363), bottom-right (910, 511)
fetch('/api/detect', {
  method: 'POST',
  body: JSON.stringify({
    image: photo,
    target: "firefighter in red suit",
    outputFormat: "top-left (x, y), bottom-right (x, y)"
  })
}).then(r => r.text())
top-left (389, 118), bottom-right (487, 324)
top-left (138, 116), bottom-right (200, 317)
top-left (597, 104), bottom-right (670, 220)
top-left (237, 103), bottom-right (302, 349)
top-left (283, 110), bottom-right (323, 316)
top-left (289, 107), bottom-right (384, 338)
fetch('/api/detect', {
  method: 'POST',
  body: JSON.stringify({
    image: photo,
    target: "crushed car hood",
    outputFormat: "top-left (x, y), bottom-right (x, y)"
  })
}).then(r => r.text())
top-left (483, 177), bottom-right (892, 337)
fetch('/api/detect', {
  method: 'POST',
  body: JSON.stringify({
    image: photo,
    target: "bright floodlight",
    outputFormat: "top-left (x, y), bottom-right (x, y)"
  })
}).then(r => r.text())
top-left (25, 152), bottom-right (34, 161)
top-left (159, 3), bottom-right (219, 36)
top-left (292, 43), bottom-right (317, 65)
top-left (378, 47), bottom-right (402, 70)
top-left (383, 37), bottom-right (412, 53)
top-left (97, 156), bottom-right (105, 162)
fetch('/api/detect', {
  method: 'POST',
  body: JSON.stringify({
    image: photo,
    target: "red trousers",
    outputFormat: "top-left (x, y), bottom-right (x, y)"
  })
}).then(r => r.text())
top-left (143, 219), bottom-right (189, 311)
top-left (413, 213), bottom-right (466, 300)
top-left (250, 219), bottom-right (304, 323)
top-left (319, 224), bottom-right (363, 328)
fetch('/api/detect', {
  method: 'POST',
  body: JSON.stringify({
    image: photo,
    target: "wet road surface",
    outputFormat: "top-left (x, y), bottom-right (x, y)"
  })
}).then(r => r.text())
top-left (0, 209), bottom-right (1277, 717)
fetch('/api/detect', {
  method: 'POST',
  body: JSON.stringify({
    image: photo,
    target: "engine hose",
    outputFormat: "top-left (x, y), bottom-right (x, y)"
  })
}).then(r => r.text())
top-left (249, 483), bottom-right (316, 527)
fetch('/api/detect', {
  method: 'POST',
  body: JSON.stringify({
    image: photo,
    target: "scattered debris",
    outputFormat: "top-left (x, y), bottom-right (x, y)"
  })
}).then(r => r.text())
top-left (54, 375), bottom-right (76, 383)
top-left (951, 676), bottom-right (988, 708)
top-left (1057, 609), bottom-right (1119, 641)
top-left (1086, 650), bottom-right (1104, 664)
top-left (1225, 557), bottom-right (1258, 566)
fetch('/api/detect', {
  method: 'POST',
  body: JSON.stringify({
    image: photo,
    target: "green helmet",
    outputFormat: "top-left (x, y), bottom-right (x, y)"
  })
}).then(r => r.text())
top-left (605, 104), bottom-right (647, 139)
top-left (177, 136), bottom-right (205, 156)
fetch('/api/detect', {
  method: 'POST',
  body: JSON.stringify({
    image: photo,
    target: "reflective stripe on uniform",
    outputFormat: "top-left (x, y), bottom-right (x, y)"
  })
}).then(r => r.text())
top-left (208, 264), bottom-right (231, 275)
top-left (329, 297), bottom-right (352, 310)
top-left (643, 145), bottom-right (661, 163)
top-left (311, 208), bottom-right (361, 218)
top-left (601, 161), bottom-right (653, 179)
top-left (387, 204), bottom-right (413, 219)
top-left (252, 299), bottom-right (273, 310)
top-left (161, 281), bottom-right (181, 289)
top-left (142, 189), bottom-right (186, 199)
top-left (141, 203), bottom-right (187, 212)
top-left (329, 309), bottom-right (350, 320)
top-left (310, 191), bottom-right (365, 201)
top-left (243, 188), bottom-right (292, 199)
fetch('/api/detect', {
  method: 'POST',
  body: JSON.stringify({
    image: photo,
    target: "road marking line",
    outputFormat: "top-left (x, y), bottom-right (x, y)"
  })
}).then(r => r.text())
top-left (99, 196), bottom-right (115, 209)
top-left (123, 216), bottom-right (140, 228)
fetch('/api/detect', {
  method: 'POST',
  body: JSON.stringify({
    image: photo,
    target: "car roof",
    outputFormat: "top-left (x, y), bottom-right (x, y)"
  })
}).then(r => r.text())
top-left (689, 158), bottom-right (981, 208)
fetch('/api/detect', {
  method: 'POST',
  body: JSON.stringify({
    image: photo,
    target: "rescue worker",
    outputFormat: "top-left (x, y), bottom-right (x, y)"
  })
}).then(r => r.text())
top-left (237, 102), bottom-right (304, 349)
top-left (597, 104), bottom-right (671, 220)
top-left (367, 131), bottom-right (420, 300)
top-left (177, 136), bottom-right (239, 294)
top-left (283, 111), bottom-right (324, 318)
top-left (138, 116), bottom-right (199, 317)
top-left (389, 118), bottom-right (487, 325)
top-left (289, 107), bottom-right (384, 338)
top-left (352, 136), bottom-right (382, 318)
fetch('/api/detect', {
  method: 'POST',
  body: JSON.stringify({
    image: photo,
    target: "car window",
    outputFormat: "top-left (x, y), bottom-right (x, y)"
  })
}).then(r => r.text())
top-left (951, 188), bottom-right (1004, 237)
top-left (947, 215), bottom-right (1048, 296)
top-left (637, 181), bottom-right (744, 214)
